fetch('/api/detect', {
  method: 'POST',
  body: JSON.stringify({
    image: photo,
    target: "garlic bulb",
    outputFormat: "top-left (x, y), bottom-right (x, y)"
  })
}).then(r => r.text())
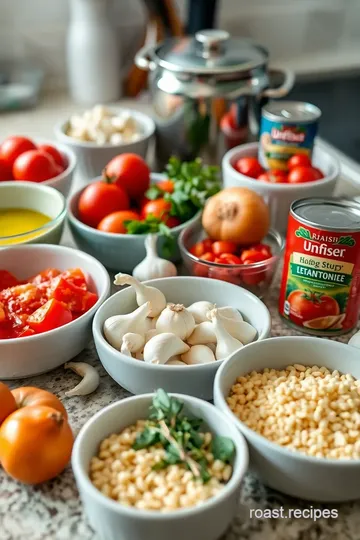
top-left (145, 328), bottom-right (158, 343)
top-left (187, 322), bottom-right (216, 345)
top-left (120, 333), bottom-right (145, 357)
top-left (133, 234), bottom-right (177, 282)
top-left (218, 306), bottom-right (243, 321)
top-left (104, 302), bottom-right (151, 350)
top-left (349, 330), bottom-right (360, 348)
top-left (181, 345), bottom-right (216, 365)
top-left (114, 273), bottom-right (166, 317)
top-left (143, 333), bottom-right (189, 364)
top-left (186, 301), bottom-right (215, 323)
top-left (156, 303), bottom-right (195, 340)
top-left (208, 308), bottom-right (243, 360)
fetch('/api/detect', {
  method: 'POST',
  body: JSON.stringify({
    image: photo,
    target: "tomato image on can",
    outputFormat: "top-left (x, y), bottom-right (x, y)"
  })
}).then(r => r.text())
top-left (279, 198), bottom-right (360, 335)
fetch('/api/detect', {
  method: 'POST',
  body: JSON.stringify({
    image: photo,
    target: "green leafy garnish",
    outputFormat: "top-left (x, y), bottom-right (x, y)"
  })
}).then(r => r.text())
top-left (132, 389), bottom-right (235, 483)
top-left (124, 216), bottom-right (176, 258)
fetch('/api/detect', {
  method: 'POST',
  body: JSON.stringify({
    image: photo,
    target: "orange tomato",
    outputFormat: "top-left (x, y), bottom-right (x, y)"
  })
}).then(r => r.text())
top-left (156, 179), bottom-right (174, 193)
top-left (0, 382), bottom-right (17, 425)
top-left (142, 199), bottom-right (172, 221)
top-left (0, 405), bottom-right (73, 484)
top-left (12, 387), bottom-right (67, 418)
top-left (97, 210), bottom-right (140, 234)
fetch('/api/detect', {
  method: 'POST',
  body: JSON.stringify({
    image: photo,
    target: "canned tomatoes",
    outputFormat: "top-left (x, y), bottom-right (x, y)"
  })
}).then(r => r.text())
top-left (258, 101), bottom-right (321, 171)
top-left (279, 198), bottom-right (360, 335)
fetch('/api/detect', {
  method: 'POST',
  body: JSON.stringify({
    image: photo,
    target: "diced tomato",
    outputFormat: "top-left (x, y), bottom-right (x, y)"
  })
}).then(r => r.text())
top-left (0, 283), bottom-right (46, 316)
top-left (212, 241), bottom-right (238, 256)
top-left (50, 277), bottom-right (98, 313)
top-left (251, 243), bottom-right (272, 258)
top-left (240, 249), bottom-right (268, 264)
top-left (0, 270), bottom-right (19, 291)
top-left (27, 299), bottom-right (72, 334)
top-left (189, 239), bottom-right (213, 258)
top-left (59, 268), bottom-right (88, 290)
top-left (193, 262), bottom-right (209, 278)
top-left (241, 264), bottom-right (267, 286)
top-left (16, 326), bottom-right (36, 338)
top-left (216, 253), bottom-right (241, 265)
top-left (200, 252), bottom-right (216, 262)
top-left (29, 268), bottom-right (61, 287)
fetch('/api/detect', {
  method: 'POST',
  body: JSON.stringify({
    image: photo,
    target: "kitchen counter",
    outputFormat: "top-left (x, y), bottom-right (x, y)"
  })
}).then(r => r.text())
top-left (1, 92), bottom-right (360, 540)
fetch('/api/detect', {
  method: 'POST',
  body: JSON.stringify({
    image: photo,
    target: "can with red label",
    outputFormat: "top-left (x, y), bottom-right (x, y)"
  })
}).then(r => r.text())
top-left (279, 197), bottom-right (360, 335)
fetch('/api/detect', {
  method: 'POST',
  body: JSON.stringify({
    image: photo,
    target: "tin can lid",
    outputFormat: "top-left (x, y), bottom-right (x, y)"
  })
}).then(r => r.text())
top-left (262, 101), bottom-right (321, 123)
top-left (293, 198), bottom-right (360, 231)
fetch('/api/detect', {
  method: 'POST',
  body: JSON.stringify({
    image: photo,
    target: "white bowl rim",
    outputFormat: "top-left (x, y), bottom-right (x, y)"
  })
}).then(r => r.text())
top-left (214, 335), bottom-right (360, 466)
top-left (0, 181), bottom-right (66, 241)
top-left (0, 243), bottom-right (111, 344)
top-left (71, 392), bottom-right (249, 519)
top-left (92, 276), bottom-right (271, 372)
top-left (222, 141), bottom-right (340, 191)
top-left (54, 107), bottom-right (156, 149)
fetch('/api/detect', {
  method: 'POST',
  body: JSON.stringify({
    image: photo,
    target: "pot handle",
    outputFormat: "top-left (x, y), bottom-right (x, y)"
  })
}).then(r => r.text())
top-left (261, 68), bottom-right (295, 99)
top-left (135, 45), bottom-right (157, 72)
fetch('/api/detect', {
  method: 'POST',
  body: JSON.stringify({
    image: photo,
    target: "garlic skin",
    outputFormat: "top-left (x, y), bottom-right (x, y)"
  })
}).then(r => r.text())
top-left (218, 306), bottom-right (243, 321)
top-left (104, 302), bottom-right (151, 350)
top-left (133, 234), bottom-right (177, 282)
top-left (156, 303), bottom-right (195, 340)
top-left (187, 321), bottom-right (216, 345)
top-left (208, 308), bottom-right (243, 360)
top-left (143, 333), bottom-right (189, 365)
top-left (114, 273), bottom-right (166, 317)
top-left (120, 333), bottom-right (145, 357)
top-left (186, 301), bottom-right (215, 323)
top-left (64, 362), bottom-right (100, 397)
top-left (181, 345), bottom-right (216, 365)
top-left (349, 330), bottom-right (360, 348)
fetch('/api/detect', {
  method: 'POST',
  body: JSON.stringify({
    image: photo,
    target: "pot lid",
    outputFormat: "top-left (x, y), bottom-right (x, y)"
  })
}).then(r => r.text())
top-left (153, 30), bottom-right (268, 75)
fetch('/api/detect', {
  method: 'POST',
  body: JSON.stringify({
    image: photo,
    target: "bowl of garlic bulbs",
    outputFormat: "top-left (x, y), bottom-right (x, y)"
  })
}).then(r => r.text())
top-left (54, 105), bottom-right (155, 179)
top-left (92, 274), bottom-right (271, 400)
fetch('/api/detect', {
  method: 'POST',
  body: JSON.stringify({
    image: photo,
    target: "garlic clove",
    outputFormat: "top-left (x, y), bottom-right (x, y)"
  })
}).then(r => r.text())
top-left (181, 345), bottom-right (216, 365)
top-left (114, 273), bottom-right (166, 317)
top-left (145, 328), bottom-right (158, 343)
top-left (133, 234), bottom-right (177, 282)
top-left (187, 321), bottom-right (216, 345)
top-left (103, 302), bottom-right (151, 350)
top-left (64, 362), bottom-right (100, 397)
top-left (349, 330), bottom-right (360, 348)
top-left (218, 306), bottom-right (243, 321)
top-left (221, 319), bottom-right (256, 345)
top-left (143, 332), bottom-right (189, 365)
top-left (186, 301), bottom-right (215, 324)
top-left (208, 308), bottom-right (243, 360)
top-left (166, 356), bottom-right (187, 366)
top-left (120, 332), bottom-right (145, 357)
top-left (156, 303), bottom-right (195, 341)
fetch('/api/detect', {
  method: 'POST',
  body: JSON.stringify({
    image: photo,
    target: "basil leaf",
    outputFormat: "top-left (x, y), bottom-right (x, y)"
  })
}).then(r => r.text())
top-left (211, 436), bottom-right (235, 463)
top-left (133, 427), bottom-right (159, 450)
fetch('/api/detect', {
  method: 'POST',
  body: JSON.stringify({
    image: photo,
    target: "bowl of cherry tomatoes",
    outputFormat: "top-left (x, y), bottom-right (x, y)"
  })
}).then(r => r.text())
top-left (0, 135), bottom-right (77, 198)
top-left (222, 142), bottom-right (340, 233)
top-left (178, 215), bottom-right (284, 298)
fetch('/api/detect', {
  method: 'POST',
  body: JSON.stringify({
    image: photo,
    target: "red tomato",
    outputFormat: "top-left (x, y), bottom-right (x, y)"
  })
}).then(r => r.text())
top-left (16, 327), bottom-right (35, 338)
top-left (288, 166), bottom-right (323, 184)
top-left (200, 252), bottom-right (215, 262)
top-left (240, 249), bottom-right (268, 264)
top-left (189, 239), bottom-right (213, 258)
top-left (104, 153), bottom-right (150, 200)
top-left (235, 157), bottom-right (263, 178)
top-left (312, 167), bottom-right (324, 179)
top-left (59, 268), bottom-right (87, 290)
top-left (27, 299), bottom-right (72, 333)
top-left (241, 265), bottom-right (267, 286)
top-left (97, 210), bottom-right (140, 234)
top-left (257, 170), bottom-right (288, 183)
top-left (0, 136), bottom-right (36, 169)
top-left (13, 150), bottom-right (62, 182)
top-left (156, 180), bottom-right (174, 194)
top-left (78, 182), bottom-right (130, 228)
top-left (0, 271), bottom-right (19, 291)
top-left (216, 253), bottom-right (241, 265)
top-left (38, 144), bottom-right (66, 169)
top-left (50, 277), bottom-right (97, 313)
top-left (212, 241), bottom-right (238, 256)
top-left (287, 290), bottom-right (339, 326)
top-left (165, 216), bottom-right (181, 229)
top-left (251, 243), bottom-right (272, 257)
top-left (0, 157), bottom-right (13, 181)
top-left (288, 154), bottom-right (312, 169)
top-left (142, 199), bottom-right (171, 222)
top-left (193, 262), bottom-right (209, 278)
top-left (0, 284), bottom-right (45, 317)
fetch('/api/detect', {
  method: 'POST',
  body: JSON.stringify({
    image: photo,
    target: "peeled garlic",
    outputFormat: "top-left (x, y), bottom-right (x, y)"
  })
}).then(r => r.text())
top-left (143, 333), bottom-right (189, 365)
top-left (64, 362), bottom-right (100, 397)
top-left (104, 302), bottom-right (151, 350)
top-left (208, 308), bottom-right (243, 360)
top-left (210, 314), bottom-right (256, 345)
top-left (133, 234), bottom-right (177, 282)
top-left (186, 301), bottom-right (215, 323)
top-left (349, 330), bottom-right (360, 348)
top-left (167, 359), bottom-right (187, 366)
top-left (156, 303), bottom-right (195, 340)
top-left (114, 273), bottom-right (166, 317)
top-left (181, 345), bottom-right (216, 365)
top-left (218, 306), bottom-right (243, 321)
top-left (145, 328), bottom-right (158, 343)
top-left (120, 333), bottom-right (145, 357)
top-left (187, 321), bottom-right (216, 345)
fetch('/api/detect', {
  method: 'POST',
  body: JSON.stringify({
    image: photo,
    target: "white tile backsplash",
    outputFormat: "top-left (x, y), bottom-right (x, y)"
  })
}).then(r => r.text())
top-left (1, 0), bottom-right (359, 90)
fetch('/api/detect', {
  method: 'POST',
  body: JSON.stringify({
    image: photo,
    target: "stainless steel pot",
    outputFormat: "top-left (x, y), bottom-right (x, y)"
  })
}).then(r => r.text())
top-left (135, 29), bottom-right (294, 168)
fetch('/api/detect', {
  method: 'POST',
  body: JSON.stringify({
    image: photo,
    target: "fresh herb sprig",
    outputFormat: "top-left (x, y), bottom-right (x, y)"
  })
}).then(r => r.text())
top-left (124, 216), bottom-right (175, 258)
top-left (133, 389), bottom-right (235, 483)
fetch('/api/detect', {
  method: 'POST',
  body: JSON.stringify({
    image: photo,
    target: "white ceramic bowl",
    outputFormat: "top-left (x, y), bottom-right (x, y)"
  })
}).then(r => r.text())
top-left (222, 142), bottom-right (340, 234)
top-left (72, 393), bottom-right (249, 540)
top-left (37, 138), bottom-right (77, 198)
top-left (214, 336), bottom-right (360, 502)
top-left (54, 108), bottom-right (155, 180)
top-left (0, 244), bottom-right (110, 379)
top-left (93, 277), bottom-right (271, 400)
top-left (0, 181), bottom-right (66, 246)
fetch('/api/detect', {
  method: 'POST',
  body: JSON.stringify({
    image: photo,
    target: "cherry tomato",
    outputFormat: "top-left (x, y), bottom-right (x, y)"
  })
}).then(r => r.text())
top-left (0, 270), bottom-right (19, 291)
top-left (0, 157), bottom-right (13, 181)
top-left (193, 263), bottom-right (209, 278)
top-left (216, 253), bottom-right (241, 265)
top-left (156, 180), bottom-right (174, 194)
top-left (257, 170), bottom-right (288, 183)
top-left (13, 150), bottom-right (62, 182)
top-left (312, 167), bottom-right (324, 179)
top-left (200, 252), bottom-right (215, 262)
top-left (241, 264), bottom-right (267, 286)
top-left (0, 136), bottom-right (36, 169)
top-left (189, 239), bottom-right (213, 258)
top-left (212, 241), bottom-right (238, 256)
top-left (240, 249), bottom-right (268, 264)
top-left (142, 199), bottom-right (172, 222)
top-left (288, 154), bottom-right (312, 169)
top-left (97, 210), bottom-right (140, 234)
top-left (235, 157), bottom-right (263, 178)
top-left (78, 181), bottom-right (130, 228)
top-left (104, 153), bottom-right (150, 200)
top-left (38, 144), bottom-right (66, 169)
top-left (165, 216), bottom-right (181, 228)
top-left (288, 166), bottom-right (323, 184)
top-left (27, 299), bottom-right (72, 333)
top-left (251, 243), bottom-right (272, 257)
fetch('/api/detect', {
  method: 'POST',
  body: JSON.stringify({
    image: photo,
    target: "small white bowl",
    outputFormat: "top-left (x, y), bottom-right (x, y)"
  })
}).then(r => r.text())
top-left (54, 108), bottom-right (155, 180)
top-left (0, 244), bottom-right (110, 379)
top-left (214, 336), bottom-right (360, 502)
top-left (37, 138), bottom-right (77, 198)
top-left (0, 181), bottom-right (66, 246)
top-left (222, 142), bottom-right (340, 234)
top-left (93, 277), bottom-right (271, 400)
top-left (72, 393), bottom-right (249, 540)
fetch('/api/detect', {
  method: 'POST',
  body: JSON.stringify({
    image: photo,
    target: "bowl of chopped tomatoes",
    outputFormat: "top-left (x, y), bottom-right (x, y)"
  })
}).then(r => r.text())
top-left (0, 244), bottom-right (110, 378)
top-left (178, 215), bottom-right (284, 298)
